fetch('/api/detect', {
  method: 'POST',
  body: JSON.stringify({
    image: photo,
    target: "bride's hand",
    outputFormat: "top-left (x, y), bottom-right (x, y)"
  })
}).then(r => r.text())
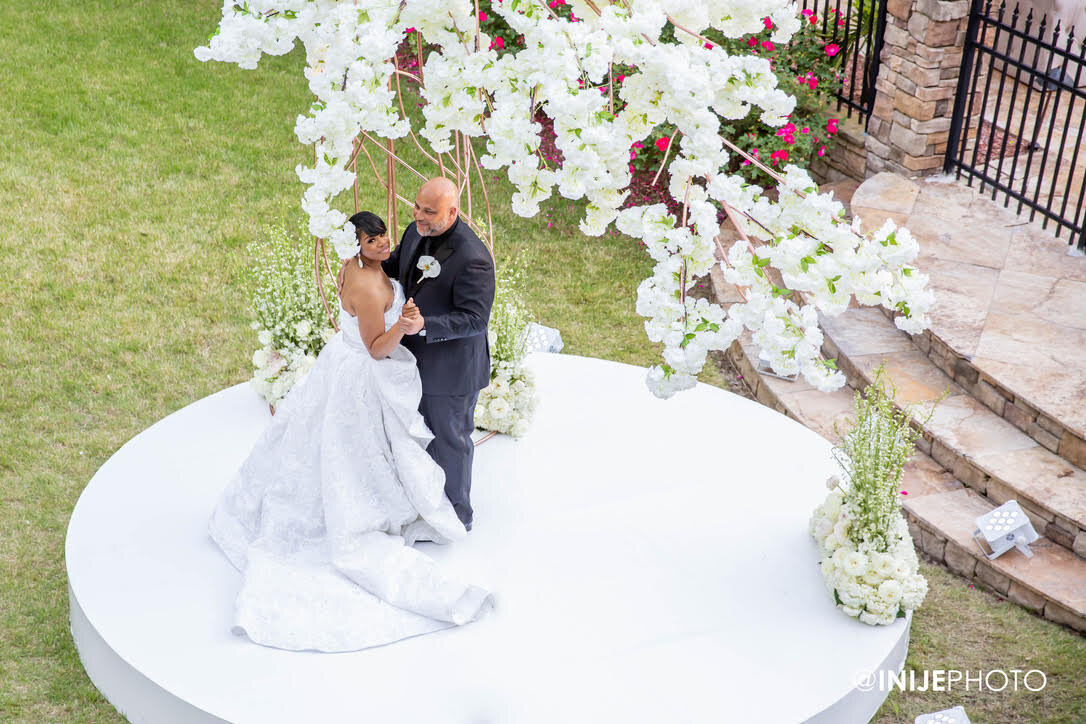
top-left (397, 310), bottom-right (424, 335)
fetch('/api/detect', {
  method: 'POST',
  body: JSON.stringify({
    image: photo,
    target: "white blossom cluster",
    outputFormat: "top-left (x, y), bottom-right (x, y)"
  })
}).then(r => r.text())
top-left (196, 0), bottom-right (933, 398)
top-left (252, 339), bottom-right (323, 409)
top-left (247, 223), bottom-right (336, 408)
top-left (475, 263), bottom-right (538, 437)
top-left (808, 371), bottom-right (929, 625)
top-left (475, 361), bottom-right (538, 437)
top-left (809, 476), bottom-right (928, 626)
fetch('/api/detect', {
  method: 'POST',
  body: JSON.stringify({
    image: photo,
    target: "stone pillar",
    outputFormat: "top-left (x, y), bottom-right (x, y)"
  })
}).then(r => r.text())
top-left (865, 0), bottom-right (975, 177)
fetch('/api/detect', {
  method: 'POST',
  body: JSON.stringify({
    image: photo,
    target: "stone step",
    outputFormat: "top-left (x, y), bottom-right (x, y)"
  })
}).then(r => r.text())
top-left (818, 306), bottom-right (1086, 560)
top-left (848, 173), bottom-right (1086, 471)
top-left (708, 264), bottom-right (1086, 633)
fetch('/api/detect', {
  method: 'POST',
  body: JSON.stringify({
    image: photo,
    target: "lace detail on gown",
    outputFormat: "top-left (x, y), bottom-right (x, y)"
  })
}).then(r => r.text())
top-left (209, 278), bottom-right (492, 652)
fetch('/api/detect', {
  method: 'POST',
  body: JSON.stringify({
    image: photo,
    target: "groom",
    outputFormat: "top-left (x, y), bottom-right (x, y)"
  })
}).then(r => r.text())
top-left (384, 177), bottom-right (495, 531)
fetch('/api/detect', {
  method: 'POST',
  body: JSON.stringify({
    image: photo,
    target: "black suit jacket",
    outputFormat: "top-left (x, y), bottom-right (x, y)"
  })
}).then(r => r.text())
top-left (383, 218), bottom-right (495, 396)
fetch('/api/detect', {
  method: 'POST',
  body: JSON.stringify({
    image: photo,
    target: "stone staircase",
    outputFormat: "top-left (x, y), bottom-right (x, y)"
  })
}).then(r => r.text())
top-left (707, 179), bottom-right (1086, 634)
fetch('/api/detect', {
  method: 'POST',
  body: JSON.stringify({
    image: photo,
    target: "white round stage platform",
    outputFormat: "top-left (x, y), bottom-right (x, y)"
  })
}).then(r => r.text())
top-left (68, 353), bottom-right (909, 723)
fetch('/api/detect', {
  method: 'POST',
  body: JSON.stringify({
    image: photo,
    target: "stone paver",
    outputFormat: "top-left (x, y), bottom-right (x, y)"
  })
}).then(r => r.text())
top-left (852, 172), bottom-right (1086, 455)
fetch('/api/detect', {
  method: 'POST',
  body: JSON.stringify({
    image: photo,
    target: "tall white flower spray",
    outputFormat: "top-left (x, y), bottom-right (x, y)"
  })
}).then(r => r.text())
top-left (196, 0), bottom-right (933, 399)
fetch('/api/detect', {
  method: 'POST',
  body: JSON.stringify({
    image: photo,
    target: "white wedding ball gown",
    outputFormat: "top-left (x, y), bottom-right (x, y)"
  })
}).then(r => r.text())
top-left (209, 279), bottom-right (492, 652)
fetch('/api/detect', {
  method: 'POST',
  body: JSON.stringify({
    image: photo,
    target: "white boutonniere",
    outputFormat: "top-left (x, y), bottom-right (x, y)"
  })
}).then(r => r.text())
top-left (416, 255), bottom-right (441, 285)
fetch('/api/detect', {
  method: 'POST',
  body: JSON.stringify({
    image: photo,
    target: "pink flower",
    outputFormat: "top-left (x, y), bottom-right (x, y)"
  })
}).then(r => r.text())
top-left (761, 40), bottom-right (775, 52)
top-left (747, 37), bottom-right (758, 48)
top-left (776, 122), bottom-right (796, 138)
top-left (826, 118), bottom-right (839, 134)
top-left (807, 76), bottom-right (818, 90)
top-left (825, 43), bottom-right (840, 57)
top-left (655, 137), bottom-right (670, 152)
top-left (770, 149), bottom-right (789, 164)
top-left (633, 141), bottom-right (644, 149)
top-left (617, 74), bottom-right (626, 83)
top-left (490, 36), bottom-right (504, 50)
top-left (801, 8), bottom-right (813, 17)
top-left (801, 126), bottom-right (810, 134)
top-left (704, 42), bottom-right (714, 50)
top-left (817, 145), bottom-right (826, 157)
top-left (763, 17), bottom-right (774, 30)
top-left (809, 15), bottom-right (818, 25)
top-left (478, 11), bottom-right (487, 22)
top-left (838, 18), bottom-right (846, 27)
top-left (750, 147), bottom-right (760, 157)
top-left (405, 27), bottom-right (416, 33)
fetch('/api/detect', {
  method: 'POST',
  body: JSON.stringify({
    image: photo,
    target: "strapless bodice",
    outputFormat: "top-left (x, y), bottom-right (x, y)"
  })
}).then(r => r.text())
top-left (339, 278), bottom-right (405, 351)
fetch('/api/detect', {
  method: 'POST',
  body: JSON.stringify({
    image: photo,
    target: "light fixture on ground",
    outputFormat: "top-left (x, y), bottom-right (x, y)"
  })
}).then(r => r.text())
top-left (523, 323), bottom-right (564, 355)
top-left (972, 500), bottom-right (1039, 559)
top-left (915, 705), bottom-right (970, 723)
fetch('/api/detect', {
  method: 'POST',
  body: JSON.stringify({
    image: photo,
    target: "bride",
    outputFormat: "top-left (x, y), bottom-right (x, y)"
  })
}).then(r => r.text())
top-left (209, 211), bottom-right (493, 653)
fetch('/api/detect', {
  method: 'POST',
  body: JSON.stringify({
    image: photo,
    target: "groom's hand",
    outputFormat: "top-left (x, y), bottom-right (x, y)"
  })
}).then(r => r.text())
top-left (398, 298), bottom-right (424, 334)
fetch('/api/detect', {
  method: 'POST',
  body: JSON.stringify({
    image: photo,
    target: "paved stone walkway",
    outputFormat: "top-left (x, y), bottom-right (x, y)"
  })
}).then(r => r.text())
top-left (849, 172), bottom-right (1086, 466)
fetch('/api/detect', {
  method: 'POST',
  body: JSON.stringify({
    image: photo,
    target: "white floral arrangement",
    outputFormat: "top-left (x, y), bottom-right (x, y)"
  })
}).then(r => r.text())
top-left (248, 223), bottom-right (337, 409)
top-left (475, 263), bottom-right (538, 437)
top-left (809, 368), bottom-right (928, 625)
top-left (196, 0), bottom-right (934, 401)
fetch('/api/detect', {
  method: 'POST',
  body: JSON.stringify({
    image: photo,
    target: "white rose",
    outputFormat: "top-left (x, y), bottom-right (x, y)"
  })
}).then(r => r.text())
top-left (877, 579), bottom-right (903, 603)
top-left (488, 397), bottom-right (511, 420)
top-left (871, 553), bottom-right (896, 578)
top-left (267, 350), bottom-right (287, 375)
top-left (841, 551), bottom-right (868, 578)
top-left (252, 348), bottom-right (269, 368)
top-left (822, 532), bottom-right (844, 554)
top-left (258, 329), bottom-right (273, 346)
top-left (862, 569), bottom-right (884, 587)
top-left (295, 320), bottom-right (312, 339)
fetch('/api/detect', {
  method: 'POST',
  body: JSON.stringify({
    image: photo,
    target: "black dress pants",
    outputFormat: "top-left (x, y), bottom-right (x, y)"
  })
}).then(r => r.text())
top-left (418, 392), bottom-right (479, 527)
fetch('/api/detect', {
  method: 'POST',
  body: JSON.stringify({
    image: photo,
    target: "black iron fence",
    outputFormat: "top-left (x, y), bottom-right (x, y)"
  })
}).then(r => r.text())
top-left (946, 0), bottom-right (1086, 250)
top-left (799, 0), bottom-right (888, 126)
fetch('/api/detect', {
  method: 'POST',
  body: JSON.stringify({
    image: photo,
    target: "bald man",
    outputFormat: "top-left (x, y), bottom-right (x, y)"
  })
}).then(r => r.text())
top-left (383, 177), bottom-right (495, 531)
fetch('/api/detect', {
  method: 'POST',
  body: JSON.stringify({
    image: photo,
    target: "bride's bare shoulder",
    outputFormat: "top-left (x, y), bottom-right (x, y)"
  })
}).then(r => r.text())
top-left (342, 265), bottom-right (393, 316)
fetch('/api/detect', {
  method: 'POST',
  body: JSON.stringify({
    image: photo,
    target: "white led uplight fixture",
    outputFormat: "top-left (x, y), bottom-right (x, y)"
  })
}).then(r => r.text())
top-left (972, 500), bottom-right (1039, 560)
top-left (915, 705), bottom-right (970, 724)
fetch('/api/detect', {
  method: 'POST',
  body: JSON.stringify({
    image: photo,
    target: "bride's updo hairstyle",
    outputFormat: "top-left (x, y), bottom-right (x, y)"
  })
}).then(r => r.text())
top-left (349, 211), bottom-right (387, 244)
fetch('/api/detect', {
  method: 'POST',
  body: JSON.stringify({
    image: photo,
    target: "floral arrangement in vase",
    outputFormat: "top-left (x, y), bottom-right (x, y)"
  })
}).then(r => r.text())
top-left (475, 262), bottom-right (538, 437)
top-left (809, 367), bottom-right (929, 625)
top-left (248, 222), bottom-right (337, 410)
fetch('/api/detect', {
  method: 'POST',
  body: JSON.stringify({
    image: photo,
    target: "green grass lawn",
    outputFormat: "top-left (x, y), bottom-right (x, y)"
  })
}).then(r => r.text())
top-left (0, 2), bottom-right (1082, 722)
